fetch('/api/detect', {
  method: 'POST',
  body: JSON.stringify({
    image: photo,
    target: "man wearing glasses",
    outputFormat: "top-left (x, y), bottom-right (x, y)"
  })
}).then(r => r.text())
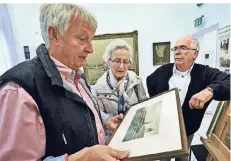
top-left (146, 35), bottom-right (230, 161)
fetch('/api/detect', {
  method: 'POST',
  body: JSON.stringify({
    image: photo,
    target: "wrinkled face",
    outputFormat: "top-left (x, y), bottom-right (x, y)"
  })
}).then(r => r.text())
top-left (49, 15), bottom-right (95, 70)
top-left (173, 37), bottom-right (198, 70)
top-left (109, 48), bottom-right (130, 80)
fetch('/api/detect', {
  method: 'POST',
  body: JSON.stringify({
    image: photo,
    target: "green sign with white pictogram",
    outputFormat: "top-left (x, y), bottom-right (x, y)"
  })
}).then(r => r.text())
top-left (194, 15), bottom-right (204, 27)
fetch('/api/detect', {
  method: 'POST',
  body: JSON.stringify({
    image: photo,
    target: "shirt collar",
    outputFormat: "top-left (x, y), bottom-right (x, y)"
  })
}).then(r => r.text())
top-left (173, 63), bottom-right (194, 76)
top-left (50, 56), bottom-right (82, 82)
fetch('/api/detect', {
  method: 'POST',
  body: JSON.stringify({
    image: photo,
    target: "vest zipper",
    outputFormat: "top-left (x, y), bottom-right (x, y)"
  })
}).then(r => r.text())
top-left (62, 132), bottom-right (67, 145)
top-left (86, 107), bottom-right (97, 144)
top-left (76, 84), bottom-right (97, 144)
top-left (62, 124), bottom-right (68, 145)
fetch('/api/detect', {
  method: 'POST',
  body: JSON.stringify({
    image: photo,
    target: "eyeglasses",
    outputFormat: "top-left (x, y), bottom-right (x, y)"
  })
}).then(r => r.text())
top-left (171, 45), bottom-right (197, 52)
top-left (111, 59), bottom-right (130, 67)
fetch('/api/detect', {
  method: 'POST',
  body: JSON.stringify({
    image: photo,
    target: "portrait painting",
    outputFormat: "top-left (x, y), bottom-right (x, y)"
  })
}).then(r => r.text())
top-left (108, 89), bottom-right (188, 161)
top-left (153, 42), bottom-right (170, 66)
top-left (84, 31), bottom-right (138, 85)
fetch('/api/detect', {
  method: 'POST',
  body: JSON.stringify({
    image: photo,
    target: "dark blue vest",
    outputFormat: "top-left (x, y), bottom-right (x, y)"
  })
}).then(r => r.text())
top-left (0, 44), bottom-right (99, 158)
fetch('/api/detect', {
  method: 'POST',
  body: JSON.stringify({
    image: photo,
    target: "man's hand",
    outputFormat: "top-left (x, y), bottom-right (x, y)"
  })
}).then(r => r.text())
top-left (189, 88), bottom-right (213, 109)
top-left (104, 114), bottom-right (123, 130)
top-left (68, 145), bottom-right (129, 161)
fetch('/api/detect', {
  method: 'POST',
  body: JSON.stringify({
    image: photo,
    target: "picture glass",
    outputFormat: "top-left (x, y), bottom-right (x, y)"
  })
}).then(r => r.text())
top-left (109, 90), bottom-right (182, 158)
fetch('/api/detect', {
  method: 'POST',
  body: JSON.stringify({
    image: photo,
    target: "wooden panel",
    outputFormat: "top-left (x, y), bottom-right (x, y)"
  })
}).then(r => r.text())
top-left (201, 134), bottom-right (230, 161)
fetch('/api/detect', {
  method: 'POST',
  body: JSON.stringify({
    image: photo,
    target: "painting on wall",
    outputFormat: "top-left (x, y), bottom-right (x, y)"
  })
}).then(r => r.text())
top-left (216, 25), bottom-right (230, 72)
top-left (153, 42), bottom-right (170, 65)
top-left (108, 89), bottom-right (189, 161)
top-left (84, 31), bottom-right (139, 85)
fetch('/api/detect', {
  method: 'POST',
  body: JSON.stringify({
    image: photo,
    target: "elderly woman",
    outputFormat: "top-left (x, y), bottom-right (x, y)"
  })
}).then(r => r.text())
top-left (94, 39), bottom-right (147, 117)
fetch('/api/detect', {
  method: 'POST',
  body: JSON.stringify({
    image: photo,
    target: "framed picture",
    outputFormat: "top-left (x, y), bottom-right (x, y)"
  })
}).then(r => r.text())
top-left (206, 101), bottom-right (230, 138)
top-left (84, 30), bottom-right (139, 85)
top-left (23, 46), bottom-right (30, 60)
top-left (153, 42), bottom-right (170, 66)
top-left (216, 25), bottom-right (230, 71)
top-left (108, 88), bottom-right (188, 161)
top-left (206, 101), bottom-right (230, 150)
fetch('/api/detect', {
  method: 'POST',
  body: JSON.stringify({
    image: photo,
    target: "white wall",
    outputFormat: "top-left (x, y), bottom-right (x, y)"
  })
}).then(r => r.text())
top-left (7, 3), bottom-right (230, 94)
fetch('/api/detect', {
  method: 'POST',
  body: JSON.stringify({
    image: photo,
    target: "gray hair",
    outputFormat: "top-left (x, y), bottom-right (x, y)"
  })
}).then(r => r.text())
top-left (103, 39), bottom-right (133, 65)
top-left (181, 35), bottom-right (200, 52)
top-left (39, 4), bottom-right (97, 48)
top-left (191, 36), bottom-right (200, 52)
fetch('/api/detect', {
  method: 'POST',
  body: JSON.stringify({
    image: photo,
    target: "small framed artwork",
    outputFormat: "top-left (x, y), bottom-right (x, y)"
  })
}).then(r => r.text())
top-left (153, 42), bottom-right (170, 66)
top-left (24, 46), bottom-right (30, 60)
top-left (108, 88), bottom-right (188, 161)
top-left (216, 25), bottom-right (230, 71)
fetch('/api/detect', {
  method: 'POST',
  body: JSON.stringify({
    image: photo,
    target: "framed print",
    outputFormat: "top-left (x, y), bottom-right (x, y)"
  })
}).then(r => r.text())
top-left (206, 101), bottom-right (230, 139)
top-left (206, 101), bottom-right (230, 151)
top-left (108, 88), bottom-right (188, 161)
top-left (84, 30), bottom-right (139, 85)
top-left (23, 46), bottom-right (30, 60)
top-left (216, 25), bottom-right (230, 72)
top-left (153, 42), bottom-right (170, 66)
top-left (201, 103), bottom-right (230, 161)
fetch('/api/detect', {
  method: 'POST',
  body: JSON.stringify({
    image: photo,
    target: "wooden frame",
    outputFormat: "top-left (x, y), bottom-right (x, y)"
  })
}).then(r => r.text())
top-left (153, 42), bottom-right (170, 66)
top-left (201, 103), bottom-right (230, 161)
top-left (83, 30), bottom-right (139, 85)
top-left (206, 101), bottom-right (230, 139)
top-left (201, 134), bottom-right (230, 161)
top-left (108, 89), bottom-right (188, 161)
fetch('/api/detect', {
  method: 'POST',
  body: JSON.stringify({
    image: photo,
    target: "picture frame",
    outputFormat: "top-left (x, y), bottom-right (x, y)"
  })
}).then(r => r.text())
top-left (206, 101), bottom-right (230, 139)
top-left (23, 46), bottom-right (30, 60)
top-left (153, 41), bottom-right (170, 66)
top-left (216, 25), bottom-right (230, 71)
top-left (84, 30), bottom-right (139, 85)
top-left (108, 88), bottom-right (188, 161)
top-left (206, 101), bottom-right (230, 150)
top-left (201, 103), bottom-right (230, 161)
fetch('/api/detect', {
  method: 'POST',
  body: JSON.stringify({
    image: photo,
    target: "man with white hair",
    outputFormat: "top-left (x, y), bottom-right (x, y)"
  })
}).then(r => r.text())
top-left (0, 4), bottom-right (129, 161)
top-left (146, 35), bottom-right (230, 161)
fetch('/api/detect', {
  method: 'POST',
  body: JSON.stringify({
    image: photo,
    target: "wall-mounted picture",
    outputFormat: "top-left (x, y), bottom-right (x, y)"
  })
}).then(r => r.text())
top-left (153, 42), bottom-right (170, 66)
top-left (108, 89), bottom-right (188, 161)
top-left (84, 31), bottom-right (139, 85)
top-left (216, 25), bottom-right (230, 71)
top-left (23, 46), bottom-right (30, 60)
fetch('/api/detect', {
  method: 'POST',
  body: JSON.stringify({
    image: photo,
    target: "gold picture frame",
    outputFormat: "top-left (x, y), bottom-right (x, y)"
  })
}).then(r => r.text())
top-left (108, 89), bottom-right (188, 161)
top-left (84, 30), bottom-right (139, 85)
top-left (153, 42), bottom-right (170, 66)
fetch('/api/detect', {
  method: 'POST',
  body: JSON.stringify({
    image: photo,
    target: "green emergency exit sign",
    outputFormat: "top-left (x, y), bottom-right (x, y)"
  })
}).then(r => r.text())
top-left (194, 15), bottom-right (204, 27)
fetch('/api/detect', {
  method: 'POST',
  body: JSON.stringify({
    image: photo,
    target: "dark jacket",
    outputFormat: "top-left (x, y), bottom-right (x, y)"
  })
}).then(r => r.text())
top-left (0, 44), bottom-right (100, 158)
top-left (146, 63), bottom-right (230, 136)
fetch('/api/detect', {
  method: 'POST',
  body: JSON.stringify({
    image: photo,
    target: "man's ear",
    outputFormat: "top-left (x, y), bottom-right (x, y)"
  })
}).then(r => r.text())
top-left (193, 51), bottom-right (199, 59)
top-left (47, 26), bottom-right (59, 44)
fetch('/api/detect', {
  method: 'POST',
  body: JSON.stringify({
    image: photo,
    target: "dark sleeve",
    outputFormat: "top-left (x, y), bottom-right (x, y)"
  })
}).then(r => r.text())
top-left (205, 66), bottom-right (230, 100)
top-left (146, 70), bottom-right (158, 97)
